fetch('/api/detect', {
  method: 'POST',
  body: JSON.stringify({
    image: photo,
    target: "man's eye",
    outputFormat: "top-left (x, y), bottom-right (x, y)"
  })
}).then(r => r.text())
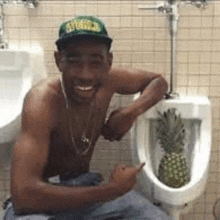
top-left (90, 60), bottom-right (102, 66)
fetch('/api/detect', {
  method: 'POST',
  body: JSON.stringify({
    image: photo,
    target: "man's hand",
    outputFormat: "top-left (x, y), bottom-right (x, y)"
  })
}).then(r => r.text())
top-left (101, 107), bottom-right (136, 141)
top-left (109, 163), bottom-right (145, 195)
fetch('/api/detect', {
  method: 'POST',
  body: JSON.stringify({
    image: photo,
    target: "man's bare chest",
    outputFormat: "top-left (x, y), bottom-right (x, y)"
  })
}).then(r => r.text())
top-left (43, 92), bottom-right (113, 178)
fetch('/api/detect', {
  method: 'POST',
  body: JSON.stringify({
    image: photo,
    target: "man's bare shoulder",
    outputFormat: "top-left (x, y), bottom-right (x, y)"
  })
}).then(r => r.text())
top-left (22, 76), bottom-right (63, 123)
top-left (29, 76), bottom-right (62, 99)
top-left (26, 76), bottom-right (62, 103)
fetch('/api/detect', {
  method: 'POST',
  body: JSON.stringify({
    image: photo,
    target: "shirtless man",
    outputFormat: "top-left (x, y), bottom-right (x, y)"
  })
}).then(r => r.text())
top-left (3, 16), bottom-right (171, 219)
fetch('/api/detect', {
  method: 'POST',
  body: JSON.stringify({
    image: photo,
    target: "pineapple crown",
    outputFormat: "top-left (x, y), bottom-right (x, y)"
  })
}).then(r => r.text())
top-left (156, 108), bottom-right (185, 154)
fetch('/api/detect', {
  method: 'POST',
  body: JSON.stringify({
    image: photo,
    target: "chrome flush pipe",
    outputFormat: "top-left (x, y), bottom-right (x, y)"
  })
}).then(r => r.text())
top-left (138, 1), bottom-right (179, 98)
top-left (138, 0), bottom-right (208, 99)
top-left (0, 1), bottom-right (7, 49)
top-left (20, 0), bottom-right (38, 9)
top-left (167, 0), bottom-right (179, 98)
top-left (0, 0), bottom-right (38, 8)
top-left (0, 0), bottom-right (38, 49)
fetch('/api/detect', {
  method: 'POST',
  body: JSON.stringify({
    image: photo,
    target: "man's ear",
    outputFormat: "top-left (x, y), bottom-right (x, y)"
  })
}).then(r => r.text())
top-left (54, 51), bottom-right (63, 72)
top-left (108, 52), bottom-right (113, 69)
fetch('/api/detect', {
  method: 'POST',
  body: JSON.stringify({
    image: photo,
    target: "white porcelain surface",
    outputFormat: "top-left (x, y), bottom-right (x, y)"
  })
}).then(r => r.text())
top-left (0, 46), bottom-right (47, 144)
top-left (131, 95), bottom-right (211, 207)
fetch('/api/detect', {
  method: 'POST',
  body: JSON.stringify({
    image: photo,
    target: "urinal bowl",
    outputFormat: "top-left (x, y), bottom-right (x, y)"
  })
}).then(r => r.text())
top-left (0, 46), bottom-right (47, 167)
top-left (130, 95), bottom-right (211, 217)
top-left (0, 47), bottom-right (47, 144)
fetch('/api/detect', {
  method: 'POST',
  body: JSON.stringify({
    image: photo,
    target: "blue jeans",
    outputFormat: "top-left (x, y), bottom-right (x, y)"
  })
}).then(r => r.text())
top-left (3, 172), bottom-right (173, 220)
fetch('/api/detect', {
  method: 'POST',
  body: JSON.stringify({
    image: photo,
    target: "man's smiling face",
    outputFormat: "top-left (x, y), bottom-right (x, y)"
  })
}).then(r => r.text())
top-left (56, 39), bottom-right (113, 104)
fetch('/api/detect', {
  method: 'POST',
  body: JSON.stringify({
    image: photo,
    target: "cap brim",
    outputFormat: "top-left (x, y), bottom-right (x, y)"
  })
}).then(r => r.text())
top-left (56, 33), bottom-right (112, 50)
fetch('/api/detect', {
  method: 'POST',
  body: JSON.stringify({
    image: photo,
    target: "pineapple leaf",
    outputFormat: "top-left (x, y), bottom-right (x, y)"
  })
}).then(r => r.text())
top-left (156, 108), bottom-right (186, 153)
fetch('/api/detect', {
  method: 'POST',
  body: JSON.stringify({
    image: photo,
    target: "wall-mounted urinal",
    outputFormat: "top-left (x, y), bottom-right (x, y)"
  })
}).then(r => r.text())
top-left (0, 45), bottom-right (47, 166)
top-left (130, 95), bottom-right (211, 219)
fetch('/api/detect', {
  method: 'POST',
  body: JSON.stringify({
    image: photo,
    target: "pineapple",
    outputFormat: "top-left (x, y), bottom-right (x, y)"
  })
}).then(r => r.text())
top-left (156, 108), bottom-right (190, 188)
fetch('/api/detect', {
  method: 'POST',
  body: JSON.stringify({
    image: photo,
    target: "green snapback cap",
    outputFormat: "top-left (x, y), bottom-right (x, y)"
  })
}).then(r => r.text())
top-left (56, 15), bottom-right (112, 50)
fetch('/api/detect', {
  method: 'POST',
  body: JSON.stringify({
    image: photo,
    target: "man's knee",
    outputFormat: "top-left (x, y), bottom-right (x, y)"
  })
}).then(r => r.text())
top-left (121, 191), bottom-right (173, 219)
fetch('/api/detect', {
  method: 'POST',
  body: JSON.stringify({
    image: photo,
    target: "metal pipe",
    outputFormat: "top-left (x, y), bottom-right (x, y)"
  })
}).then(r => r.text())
top-left (0, 3), bottom-right (3, 43)
top-left (138, 1), bottom-right (179, 98)
top-left (0, 0), bottom-right (38, 49)
top-left (179, 0), bottom-right (208, 9)
top-left (138, 2), bottom-right (172, 14)
top-left (0, 0), bottom-right (38, 8)
top-left (169, 24), bottom-right (177, 95)
top-left (0, 2), bottom-right (7, 49)
top-left (138, 0), bottom-right (207, 99)
top-left (167, 2), bottom-right (179, 98)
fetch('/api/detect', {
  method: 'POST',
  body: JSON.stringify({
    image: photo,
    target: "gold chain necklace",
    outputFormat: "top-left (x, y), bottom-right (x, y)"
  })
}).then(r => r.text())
top-left (60, 79), bottom-right (97, 156)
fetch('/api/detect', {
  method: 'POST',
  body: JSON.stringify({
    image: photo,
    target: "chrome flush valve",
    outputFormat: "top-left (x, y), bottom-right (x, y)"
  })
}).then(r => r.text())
top-left (179, 0), bottom-right (208, 9)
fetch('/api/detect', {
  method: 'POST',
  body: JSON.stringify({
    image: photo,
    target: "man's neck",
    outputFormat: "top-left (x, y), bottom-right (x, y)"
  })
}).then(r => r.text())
top-left (66, 96), bottom-right (95, 109)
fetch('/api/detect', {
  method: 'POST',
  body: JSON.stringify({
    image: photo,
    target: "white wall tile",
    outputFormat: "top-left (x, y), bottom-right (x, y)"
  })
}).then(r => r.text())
top-left (1, 1), bottom-right (220, 217)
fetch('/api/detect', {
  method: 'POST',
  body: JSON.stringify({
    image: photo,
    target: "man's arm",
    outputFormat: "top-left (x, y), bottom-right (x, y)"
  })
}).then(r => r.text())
top-left (112, 67), bottom-right (168, 116)
top-left (102, 67), bottom-right (168, 141)
top-left (11, 87), bottom-right (142, 214)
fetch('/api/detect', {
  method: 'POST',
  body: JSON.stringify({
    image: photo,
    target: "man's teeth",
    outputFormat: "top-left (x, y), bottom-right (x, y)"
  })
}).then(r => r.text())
top-left (76, 86), bottom-right (93, 91)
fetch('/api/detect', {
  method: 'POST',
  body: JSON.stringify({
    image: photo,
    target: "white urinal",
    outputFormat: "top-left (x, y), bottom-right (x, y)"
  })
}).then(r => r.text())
top-left (130, 95), bottom-right (211, 219)
top-left (0, 46), bottom-right (47, 165)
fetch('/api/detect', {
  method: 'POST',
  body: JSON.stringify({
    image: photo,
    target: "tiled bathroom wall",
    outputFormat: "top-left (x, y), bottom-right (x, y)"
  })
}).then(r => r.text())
top-left (0, 0), bottom-right (219, 219)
